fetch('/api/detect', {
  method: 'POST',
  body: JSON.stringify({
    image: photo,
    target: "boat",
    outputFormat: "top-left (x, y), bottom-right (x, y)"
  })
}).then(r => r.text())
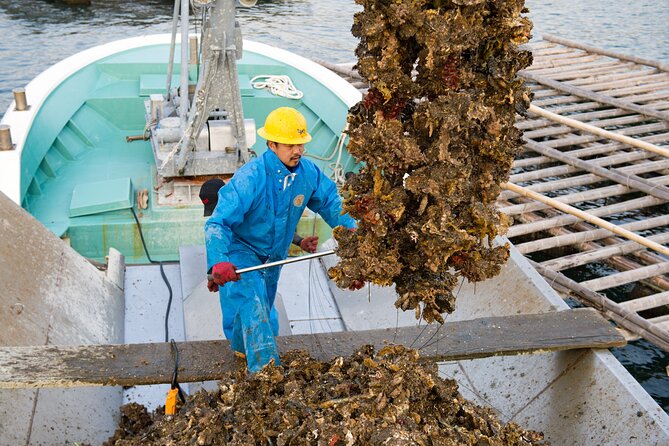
top-left (1, 1), bottom-right (668, 444)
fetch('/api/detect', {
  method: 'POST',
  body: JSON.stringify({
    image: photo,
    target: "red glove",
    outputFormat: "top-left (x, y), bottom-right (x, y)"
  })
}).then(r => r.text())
top-left (207, 279), bottom-right (219, 292)
top-left (300, 236), bottom-right (319, 253)
top-left (212, 262), bottom-right (240, 285)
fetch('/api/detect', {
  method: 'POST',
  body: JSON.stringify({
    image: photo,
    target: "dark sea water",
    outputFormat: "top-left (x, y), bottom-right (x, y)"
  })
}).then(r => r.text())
top-left (0, 0), bottom-right (667, 412)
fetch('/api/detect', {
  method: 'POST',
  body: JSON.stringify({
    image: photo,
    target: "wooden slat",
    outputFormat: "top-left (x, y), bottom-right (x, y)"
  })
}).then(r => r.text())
top-left (501, 159), bottom-right (669, 200)
top-left (531, 262), bottom-right (669, 352)
top-left (502, 176), bottom-right (669, 217)
top-left (522, 140), bottom-right (669, 200)
top-left (604, 80), bottom-right (669, 98)
top-left (511, 149), bottom-right (656, 184)
top-left (506, 194), bottom-right (663, 238)
top-left (580, 262), bottom-right (669, 291)
top-left (520, 217), bottom-right (669, 259)
top-left (530, 60), bottom-right (629, 79)
top-left (518, 108), bottom-right (648, 132)
top-left (0, 309), bottom-right (625, 389)
top-left (529, 54), bottom-right (600, 71)
top-left (543, 35), bottom-right (669, 72)
top-left (619, 291), bottom-right (669, 312)
top-left (539, 122), bottom-right (669, 148)
top-left (570, 69), bottom-right (661, 88)
top-left (520, 70), bottom-right (669, 121)
top-left (523, 113), bottom-right (661, 139)
top-left (580, 74), bottom-right (669, 92)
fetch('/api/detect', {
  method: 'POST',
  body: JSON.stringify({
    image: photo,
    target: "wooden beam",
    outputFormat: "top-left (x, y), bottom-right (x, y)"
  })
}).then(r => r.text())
top-left (0, 309), bottom-right (625, 389)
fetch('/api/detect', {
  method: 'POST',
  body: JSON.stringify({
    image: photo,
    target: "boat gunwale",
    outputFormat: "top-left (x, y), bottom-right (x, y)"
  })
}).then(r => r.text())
top-left (0, 34), bottom-right (362, 205)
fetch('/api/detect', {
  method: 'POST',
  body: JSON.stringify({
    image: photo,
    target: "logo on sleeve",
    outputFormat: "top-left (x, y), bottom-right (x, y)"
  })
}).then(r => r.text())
top-left (293, 194), bottom-right (305, 207)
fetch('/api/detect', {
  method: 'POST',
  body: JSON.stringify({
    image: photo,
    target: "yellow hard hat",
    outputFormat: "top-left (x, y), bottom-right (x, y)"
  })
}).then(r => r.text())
top-left (257, 107), bottom-right (312, 145)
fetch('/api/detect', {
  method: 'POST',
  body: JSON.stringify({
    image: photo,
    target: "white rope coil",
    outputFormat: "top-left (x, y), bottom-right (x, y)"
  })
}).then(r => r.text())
top-left (251, 75), bottom-right (304, 100)
top-left (305, 124), bottom-right (350, 186)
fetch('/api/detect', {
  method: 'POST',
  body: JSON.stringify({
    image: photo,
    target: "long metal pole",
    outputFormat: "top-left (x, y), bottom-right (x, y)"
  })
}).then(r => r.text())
top-left (179, 0), bottom-right (190, 129)
top-left (165, 0), bottom-right (181, 101)
top-left (237, 250), bottom-right (336, 274)
top-left (208, 250), bottom-right (336, 279)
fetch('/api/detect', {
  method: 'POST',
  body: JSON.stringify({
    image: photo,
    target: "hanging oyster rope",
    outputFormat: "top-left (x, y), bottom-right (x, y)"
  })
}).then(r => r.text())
top-left (251, 75), bottom-right (304, 99)
top-left (328, 0), bottom-right (534, 324)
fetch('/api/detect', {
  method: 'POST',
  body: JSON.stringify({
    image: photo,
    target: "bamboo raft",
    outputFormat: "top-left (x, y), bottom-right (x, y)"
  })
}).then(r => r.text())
top-left (319, 34), bottom-right (669, 353)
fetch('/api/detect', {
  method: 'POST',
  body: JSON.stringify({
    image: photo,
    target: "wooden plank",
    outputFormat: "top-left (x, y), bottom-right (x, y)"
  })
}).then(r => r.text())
top-left (529, 45), bottom-right (572, 57)
top-left (536, 62), bottom-right (639, 82)
top-left (540, 122), bottom-right (669, 148)
top-left (581, 73), bottom-right (669, 92)
top-left (0, 309), bottom-right (625, 389)
top-left (503, 182), bottom-right (669, 258)
top-left (604, 80), bottom-right (669, 98)
top-left (512, 137), bottom-right (653, 168)
top-left (523, 113), bottom-right (660, 140)
top-left (517, 108), bottom-right (643, 131)
top-left (513, 133), bottom-right (669, 168)
top-left (529, 54), bottom-right (601, 71)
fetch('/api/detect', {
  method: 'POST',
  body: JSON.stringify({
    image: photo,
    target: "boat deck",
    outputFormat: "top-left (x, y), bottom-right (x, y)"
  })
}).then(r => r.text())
top-left (324, 35), bottom-right (669, 353)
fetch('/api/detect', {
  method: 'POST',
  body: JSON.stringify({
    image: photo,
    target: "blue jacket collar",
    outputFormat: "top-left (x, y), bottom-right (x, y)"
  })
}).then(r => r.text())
top-left (264, 149), bottom-right (300, 178)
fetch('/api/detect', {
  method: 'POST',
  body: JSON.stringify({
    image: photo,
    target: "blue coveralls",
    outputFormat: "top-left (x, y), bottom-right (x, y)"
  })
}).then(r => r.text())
top-left (205, 149), bottom-right (356, 372)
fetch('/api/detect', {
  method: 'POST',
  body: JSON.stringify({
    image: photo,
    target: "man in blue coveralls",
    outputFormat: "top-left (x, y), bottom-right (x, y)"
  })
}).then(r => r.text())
top-left (205, 107), bottom-right (357, 373)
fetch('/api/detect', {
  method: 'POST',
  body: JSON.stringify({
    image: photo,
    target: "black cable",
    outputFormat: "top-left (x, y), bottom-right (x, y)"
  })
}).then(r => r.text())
top-left (130, 208), bottom-right (187, 405)
top-left (170, 340), bottom-right (187, 404)
top-left (130, 207), bottom-right (174, 343)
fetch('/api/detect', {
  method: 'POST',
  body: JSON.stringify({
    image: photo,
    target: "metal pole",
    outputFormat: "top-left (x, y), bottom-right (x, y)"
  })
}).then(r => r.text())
top-left (166, 0), bottom-right (181, 102)
top-left (179, 0), bottom-right (190, 129)
top-left (208, 250), bottom-right (336, 279)
top-left (236, 250), bottom-right (336, 274)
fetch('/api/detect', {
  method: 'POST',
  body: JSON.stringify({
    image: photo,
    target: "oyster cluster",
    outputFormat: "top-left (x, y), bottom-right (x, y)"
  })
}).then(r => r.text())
top-left (106, 346), bottom-right (546, 445)
top-left (329, 0), bottom-right (533, 322)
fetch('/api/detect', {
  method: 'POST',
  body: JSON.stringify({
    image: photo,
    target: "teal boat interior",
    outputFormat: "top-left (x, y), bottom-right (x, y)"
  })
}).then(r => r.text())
top-left (20, 41), bottom-right (358, 263)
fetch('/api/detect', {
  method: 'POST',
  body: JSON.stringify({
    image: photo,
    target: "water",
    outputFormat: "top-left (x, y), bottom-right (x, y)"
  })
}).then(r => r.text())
top-left (0, 0), bottom-right (668, 411)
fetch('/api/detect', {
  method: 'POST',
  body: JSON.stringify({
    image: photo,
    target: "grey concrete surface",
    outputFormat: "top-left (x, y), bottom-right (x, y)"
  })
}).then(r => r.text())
top-left (122, 263), bottom-right (185, 410)
top-left (0, 191), bottom-right (125, 446)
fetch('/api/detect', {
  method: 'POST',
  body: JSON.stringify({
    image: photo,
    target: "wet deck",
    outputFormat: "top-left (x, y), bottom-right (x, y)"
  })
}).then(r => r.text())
top-left (322, 35), bottom-right (669, 353)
